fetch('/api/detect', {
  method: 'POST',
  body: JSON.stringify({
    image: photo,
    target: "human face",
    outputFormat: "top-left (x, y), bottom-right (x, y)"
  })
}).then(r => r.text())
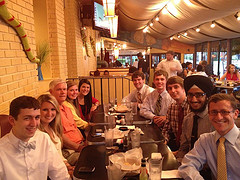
top-left (67, 85), bottom-right (79, 100)
top-left (229, 66), bottom-right (235, 74)
top-left (154, 75), bottom-right (166, 93)
top-left (167, 83), bottom-right (186, 103)
top-left (209, 100), bottom-right (239, 136)
top-left (79, 83), bottom-right (90, 96)
top-left (166, 53), bottom-right (173, 61)
top-left (187, 87), bottom-right (207, 112)
top-left (50, 83), bottom-right (67, 104)
top-left (10, 108), bottom-right (40, 142)
top-left (187, 64), bottom-right (192, 69)
top-left (133, 76), bottom-right (144, 91)
top-left (40, 102), bottom-right (57, 126)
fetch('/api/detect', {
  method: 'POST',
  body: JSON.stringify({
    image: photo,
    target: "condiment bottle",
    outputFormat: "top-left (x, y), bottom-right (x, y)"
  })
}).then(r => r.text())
top-left (139, 158), bottom-right (148, 180)
top-left (123, 134), bottom-right (129, 151)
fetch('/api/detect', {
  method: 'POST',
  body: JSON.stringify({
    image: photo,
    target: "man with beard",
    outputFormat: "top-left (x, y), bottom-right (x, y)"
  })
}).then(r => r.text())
top-left (176, 75), bottom-right (214, 161)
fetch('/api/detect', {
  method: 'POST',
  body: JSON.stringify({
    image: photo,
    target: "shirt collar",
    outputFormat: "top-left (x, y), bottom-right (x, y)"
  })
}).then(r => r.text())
top-left (195, 106), bottom-right (208, 119)
top-left (214, 124), bottom-right (239, 145)
top-left (159, 90), bottom-right (167, 96)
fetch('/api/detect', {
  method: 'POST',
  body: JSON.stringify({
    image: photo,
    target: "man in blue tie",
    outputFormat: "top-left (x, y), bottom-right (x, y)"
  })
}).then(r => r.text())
top-left (179, 93), bottom-right (240, 179)
top-left (0, 96), bottom-right (70, 180)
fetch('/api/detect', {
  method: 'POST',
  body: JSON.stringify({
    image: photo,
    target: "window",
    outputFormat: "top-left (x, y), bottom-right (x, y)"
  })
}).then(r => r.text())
top-left (184, 54), bottom-right (193, 64)
top-left (231, 38), bottom-right (240, 69)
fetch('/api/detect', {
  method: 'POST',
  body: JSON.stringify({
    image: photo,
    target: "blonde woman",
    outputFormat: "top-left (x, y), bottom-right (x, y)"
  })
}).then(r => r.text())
top-left (38, 94), bottom-right (74, 175)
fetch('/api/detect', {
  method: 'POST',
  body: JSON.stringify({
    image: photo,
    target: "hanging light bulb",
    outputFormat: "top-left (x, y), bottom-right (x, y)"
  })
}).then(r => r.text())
top-left (196, 27), bottom-right (200, 32)
top-left (143, 26), bottom-right (149, 33)
top-left (122, 44), bottom-right (127, 49)
top-left (210, 21), bottom-right (215, 28)
top-left (184, 32), bottom-right (187, 36)
top-left (155, 16), bottom-right (159, 21)
top-left (177, 34), bottom-right (181, 38)
top-left (150, 22), bottom-right (153, 27)
top-left (170, 36), bottom-right (174, 40)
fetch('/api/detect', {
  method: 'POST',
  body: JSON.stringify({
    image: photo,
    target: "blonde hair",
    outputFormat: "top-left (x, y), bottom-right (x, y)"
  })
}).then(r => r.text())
top-left (37, 94), bottom-right (63, 144)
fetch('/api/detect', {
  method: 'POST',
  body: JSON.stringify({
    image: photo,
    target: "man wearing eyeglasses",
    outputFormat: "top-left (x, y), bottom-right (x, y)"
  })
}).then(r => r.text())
top-left (179, 93), bottom-right (240, 179)
top-left (176, 75), bottom-right (214, 161)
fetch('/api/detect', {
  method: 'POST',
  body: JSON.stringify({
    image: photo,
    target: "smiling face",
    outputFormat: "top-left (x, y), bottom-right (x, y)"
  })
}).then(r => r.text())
top-left (67, 85), bottom-right (79, 100)
top-left (10, 108), bottom-right (40, 142)
top-left (50, 83), bottom-right (67, 104)
top-left (133, 76), bottom-right (144, 91)
top-left (209, 100), bottom-right (239, 136)
top-left (154, 75), bottom-right (167, 93)
top-left (187, 87), bottom-right (207, 112)
top-left (167, 83), bottom-right (186, 103)
top-left (40, 102), bottom-right (57, 126)
top-left (79, 83), bottom-right (90, 96)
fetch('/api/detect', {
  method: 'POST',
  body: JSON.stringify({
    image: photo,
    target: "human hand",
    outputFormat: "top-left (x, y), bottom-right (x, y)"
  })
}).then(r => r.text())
top-left (153, 116), bottom-right (166, 127)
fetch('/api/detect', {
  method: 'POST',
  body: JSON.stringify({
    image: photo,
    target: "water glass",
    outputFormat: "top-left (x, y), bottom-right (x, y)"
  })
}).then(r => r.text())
top-left (107, 163), bottom-right (123, 180)
top-left (103, 103), bottom-right (110, 115)
top-left (105, 129), bottom-right (114, 149)
top-left (131, 102), bottom-right (138, 115)
top-left (130, 130), bottom-right (140, 148)
top-left (149, 158), bottom-right (163, 180)
top-left (105, 115), bottom-right (116, 129)
top-left (125, 112), bottom-right (133, 125)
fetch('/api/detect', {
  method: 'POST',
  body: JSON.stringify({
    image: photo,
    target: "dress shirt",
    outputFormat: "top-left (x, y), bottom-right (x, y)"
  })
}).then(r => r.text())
top-left (162, 98), bottom-right (190, 142)
top-left (140, 89), bottom-right (175, 120)
top-left (178, 125), bottom-right (240, 180)
top-left (63, 101), bottom-right (88, 129)
top-left (157, 59), bottom-right (182, 77)
top-left (176, 107), bottom-right (214, 159)
top-left (122, 84), bottom-right (154, 108)
top-left (0, 130), bottom-right (70, 180)
top-left (60, 104), bottom-right (83, 144)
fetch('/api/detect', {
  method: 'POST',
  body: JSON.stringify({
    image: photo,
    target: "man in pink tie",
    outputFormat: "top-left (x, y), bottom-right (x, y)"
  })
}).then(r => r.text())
top-left (179, 93), bottom-right (240, 179)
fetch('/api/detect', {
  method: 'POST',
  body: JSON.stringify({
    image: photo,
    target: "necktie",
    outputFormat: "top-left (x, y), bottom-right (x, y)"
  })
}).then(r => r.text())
top-left (217, 137), bottom-right (227, 180)
top-left (137, 92), bottom-right (142, 104)
top-left (176, 106), bottom-right (184, 146)
top-left (191, 115), bottom-right (199, 149)
top-left (154, 94), bottom-right (162, 116)
top-left (18, 140), bottom-right (36, 152)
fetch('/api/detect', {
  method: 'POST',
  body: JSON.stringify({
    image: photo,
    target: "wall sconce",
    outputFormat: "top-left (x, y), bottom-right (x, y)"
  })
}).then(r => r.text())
top-left (103, 0), bottom-right (115, 17)
top-left (109, 15), bottom-right (118, 38)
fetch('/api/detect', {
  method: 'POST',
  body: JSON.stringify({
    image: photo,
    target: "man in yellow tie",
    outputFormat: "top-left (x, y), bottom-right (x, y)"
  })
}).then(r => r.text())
top-left (178, 93), bottom-right (240, 179)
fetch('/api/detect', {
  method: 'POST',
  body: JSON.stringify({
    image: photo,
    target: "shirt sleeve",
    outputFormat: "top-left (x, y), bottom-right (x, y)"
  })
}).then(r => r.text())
top-left (47, 136), bottom-right (71, 180)
top-left (92, 97), bottom-right (99, 104)
top-left (140, 94), bottom-right (155, 120)
top-left (122, 90), bottom-right (136, 103)
top-left (176, 60), bottom-right (183, 73)
top-left (63, 101), bottom-right (88, 129)
top-left (178, 137), bottom-right (207, 180)
top-left (162, 107), bottom-right (171, 142)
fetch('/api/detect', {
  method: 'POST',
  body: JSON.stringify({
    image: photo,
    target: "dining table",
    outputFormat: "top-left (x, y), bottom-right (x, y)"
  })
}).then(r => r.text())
top-left (73, 107), bottom-right (181, 180)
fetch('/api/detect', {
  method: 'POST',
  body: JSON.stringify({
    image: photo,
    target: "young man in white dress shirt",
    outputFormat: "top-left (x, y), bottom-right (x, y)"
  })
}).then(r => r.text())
top-left (179, 93), bottom-right (240, 179)
top-left (0, 96), bottom-right (70, 180)
top-left (122, 71), bottom-right (154, 109)
top-left (140, 70), bottom-right (174, 127)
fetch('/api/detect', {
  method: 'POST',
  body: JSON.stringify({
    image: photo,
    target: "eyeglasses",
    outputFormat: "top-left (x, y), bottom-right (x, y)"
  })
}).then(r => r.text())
top-left (187, 93), bottom-right (206, 98)
top-left (209, 110), bottom-right (233, 116)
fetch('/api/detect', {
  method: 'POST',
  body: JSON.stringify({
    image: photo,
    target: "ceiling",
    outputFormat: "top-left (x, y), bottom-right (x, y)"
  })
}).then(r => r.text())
top-left (117, 0), bottom-right (240, 44)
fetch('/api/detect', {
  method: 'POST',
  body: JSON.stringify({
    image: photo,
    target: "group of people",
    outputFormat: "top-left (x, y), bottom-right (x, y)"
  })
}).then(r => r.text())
top-left (1, 49), bottom-right (240, 180)
top-left (0, 79), bottom-right (99, 179)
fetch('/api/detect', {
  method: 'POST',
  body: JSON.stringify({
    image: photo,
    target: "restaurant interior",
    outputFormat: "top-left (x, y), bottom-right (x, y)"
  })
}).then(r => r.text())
top-left (1, 0), bottom-right (240, 179)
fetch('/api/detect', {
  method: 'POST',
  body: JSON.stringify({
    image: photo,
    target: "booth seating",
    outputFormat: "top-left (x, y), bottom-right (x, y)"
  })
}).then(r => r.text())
top-left (0, 114), bottom-right (11, 138)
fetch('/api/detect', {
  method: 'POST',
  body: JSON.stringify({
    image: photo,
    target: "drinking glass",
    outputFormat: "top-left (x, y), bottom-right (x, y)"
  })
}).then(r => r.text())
top-left (107, 163), bottom-right (123, 180)
top-left (130, 130), bottom-right (140, 148)
top-left (131, 102), bottom-right (138, 115)
top-left (125, 112), bottom-right (133, 125)
top-left (105, 129), bottom-right (114, 149)
top-left (149, 158), bottom-right (163, 180)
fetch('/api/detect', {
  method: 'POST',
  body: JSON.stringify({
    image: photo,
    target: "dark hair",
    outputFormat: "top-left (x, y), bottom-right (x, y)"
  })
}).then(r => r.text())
top-left (10, 96), bottom-right (40, 120)
top-left (166, 76), bottom-right (184, 88)
top-left (197, 64), bottom-right (204, 72)
top-left (154, 70), bottom-right (168, 80)
top-left (181, 63), bottom-right (187, 69)
top-left (78, 79), bottom-right (92, 114)
top-left (201, 60), bottom-right (207, 66)
top-left (104, 70), bottom-right (109, 75)
top-left (132, 71), bottom-right (145, 81)
top-left (208, 93), bottom-right (239, 110)
top-left (94, 70), bottom-right (100, 76)
top-left (166, 50), bottom-right (174, 55)
top-left (186, 62), bottom-right (192, 68)
top-left (137, 52), bottom-right (143, 58)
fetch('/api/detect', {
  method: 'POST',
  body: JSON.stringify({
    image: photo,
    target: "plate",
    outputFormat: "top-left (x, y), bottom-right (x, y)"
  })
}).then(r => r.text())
top-left (114, 105), bottom-right (129, 113)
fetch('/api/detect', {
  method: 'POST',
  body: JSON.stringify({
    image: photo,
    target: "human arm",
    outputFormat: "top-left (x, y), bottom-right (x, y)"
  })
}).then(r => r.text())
top-left (170, 60), bottom-right (182, 73)
top-left (236, 71), bottom-right (240, 80)
top-left (183, 69), bottom-right (188, 77)
top-left (90, 97), bottom-right (99, 112)
top-left (122, 90), bottom-right (136, 103)
top-left (178, 139), bottom-right (207, 180)
top-left (62, 133), bottom-right (85, 152)
top-left (220, 72), bottom-right (227, 80)
top-left (153, 115), bottom-right (166, 127)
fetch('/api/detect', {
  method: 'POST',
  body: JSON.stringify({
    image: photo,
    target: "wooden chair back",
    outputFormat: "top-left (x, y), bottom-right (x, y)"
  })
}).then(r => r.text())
top-left (0, 114), bottom-right (11, 138)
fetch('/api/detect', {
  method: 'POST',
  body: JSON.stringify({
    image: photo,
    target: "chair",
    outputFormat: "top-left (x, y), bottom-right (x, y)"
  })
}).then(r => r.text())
top-left (0, 114), bottom-right (11, 138)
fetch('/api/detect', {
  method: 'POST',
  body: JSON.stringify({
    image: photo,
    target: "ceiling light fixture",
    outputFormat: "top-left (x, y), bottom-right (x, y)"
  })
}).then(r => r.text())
top-left (184, 32), bottom-right (187, 36)
top-left (143, 26), bottom-right (149, 33)
top-left (196, 27), bottom-right (200, 32)
top-left (210, 21), bottom-right (215, 28)
top-left (155, 16), bottom-right (159, 21)
top-left (170, 36), bottom-right (174, 40)
top-left (103, 0), bottom-right (115, 17)
top-left (235, 12), bottom-right (240, 21)
top-left (177, 34), bottom-right (181, 38)
top-left (122, 44), bottom-right (127, 49)
top-left (150, 22), bottom-right (153, 26)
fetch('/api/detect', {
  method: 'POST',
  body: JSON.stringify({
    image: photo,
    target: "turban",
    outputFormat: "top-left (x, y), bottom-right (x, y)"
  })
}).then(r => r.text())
top-left (184, 75), bottom-right (213, 97)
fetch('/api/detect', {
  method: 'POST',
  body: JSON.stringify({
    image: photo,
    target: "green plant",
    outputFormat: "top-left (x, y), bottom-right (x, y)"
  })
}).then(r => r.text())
top-left (36, 42), bottom-right (51, 66)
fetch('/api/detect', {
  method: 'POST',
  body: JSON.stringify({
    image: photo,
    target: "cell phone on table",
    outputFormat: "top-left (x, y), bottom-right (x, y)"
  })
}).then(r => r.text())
top-left (78, 166), bottom-right (95, 173)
